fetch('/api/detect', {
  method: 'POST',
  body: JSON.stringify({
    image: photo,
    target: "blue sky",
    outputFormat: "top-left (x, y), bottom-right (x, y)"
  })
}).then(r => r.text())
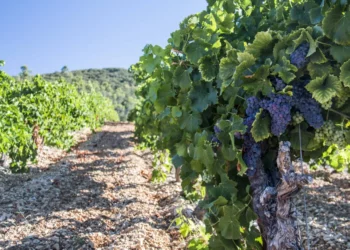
top-left (1, 0), bottom-right (207, 75)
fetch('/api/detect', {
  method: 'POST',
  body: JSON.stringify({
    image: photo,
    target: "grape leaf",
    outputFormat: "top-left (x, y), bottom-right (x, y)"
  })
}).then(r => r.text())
top-left (173, 66), bottom-right (192, 90)
top-left (184, 41), bottom-right (209, 64)
top-left (306, 75), bottom-right (342, 104)
top-left (221, 145), bottom-right (236, 161)
top-left (213, 196), bottom-right (228, 206)
top-left (179, 112), bottom-right (202, 132)
top-left (219, 56), bottom-right (238, 80)
top-left (172, 106), bottom-right (182, 118)
top-left (246, 31), bottom-right (274, 58)
top-left (309, 6), bottom-right (323, 24)
top-left (234, 52), bottom-right (256, 80)
top-left (310, 48), bottom-right (327, 64)
top-left (251, 109), bottom-right (271, 142)
top-left (272, 56), bottom-right (298, 83)
top-left (330, 45), bottom-right (350, 63)
top-left (218, 206), bottom-right (241, 240)
top-left (322, 4), bottom-right (350, 45)
top-left (199, 56), bottom-right (218, 81)
top-left (340, 59), bottom-right (350, 88)
top-left (307, 62), bottom-right (332, 78)
top-left (189, 83), bottom-right (218, 112)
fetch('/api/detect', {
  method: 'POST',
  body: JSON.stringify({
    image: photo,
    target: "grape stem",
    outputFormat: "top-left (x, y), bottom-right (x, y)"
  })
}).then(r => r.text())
top-left (329, 108), bottom-right (350, 120)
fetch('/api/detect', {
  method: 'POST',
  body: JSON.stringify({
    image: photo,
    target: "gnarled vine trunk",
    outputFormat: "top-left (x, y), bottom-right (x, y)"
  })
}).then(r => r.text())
top-left (249, 141), bottom-right (312, 250)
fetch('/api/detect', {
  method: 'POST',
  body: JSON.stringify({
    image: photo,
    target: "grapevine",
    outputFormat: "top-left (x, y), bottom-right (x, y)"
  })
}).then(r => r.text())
top-left (131, 0), bottom-right (350, 248)
top-left (0, 71), bottom-right (118, 172)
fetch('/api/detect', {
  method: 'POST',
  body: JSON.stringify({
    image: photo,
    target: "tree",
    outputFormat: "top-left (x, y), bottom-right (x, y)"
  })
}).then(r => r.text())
top-left (19, 65), bottom-right (31, 79)
top-left (131, 0), bottom-right (350, 249)
top-left (61, 65), bottom-right (69, 73)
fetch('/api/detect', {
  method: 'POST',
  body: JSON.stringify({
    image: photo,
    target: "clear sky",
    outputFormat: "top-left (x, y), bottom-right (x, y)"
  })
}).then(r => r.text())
top-left (0, 0), bottom-right (207, 75)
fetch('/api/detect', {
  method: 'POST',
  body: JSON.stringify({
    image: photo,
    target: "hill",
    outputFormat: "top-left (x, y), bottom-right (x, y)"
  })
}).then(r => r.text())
top-left (43, 68), bottom-right (136, 121)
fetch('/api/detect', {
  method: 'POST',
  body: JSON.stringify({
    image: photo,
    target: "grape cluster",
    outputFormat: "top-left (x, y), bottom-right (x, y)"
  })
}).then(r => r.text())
top-left (292, 112), bottom-right (304, 125)
top-left (246, 96), bottom-right (260, 116)
top-left (242, 100), bottom-right (262, 176)
top-left (334, 97), bottom-right (347, 108)
top-left (214, 125), bottom-right (222, 134)
top-left (290, 42), bottom-right (310, 69)
top-left (260, 94), bottom-right (292, 136)
top-left (270, 77), bottom-right (286, 91)
top-left (321, 100), bottom-right (333, 110)
top-left (315, 120), bottom-right (346, 147)
top-left (243, 142), bottom-right (262, 176)
top-left (211, 125), bottom-right (222, 147)
top-left (292, 83), bottom-right (324, 129)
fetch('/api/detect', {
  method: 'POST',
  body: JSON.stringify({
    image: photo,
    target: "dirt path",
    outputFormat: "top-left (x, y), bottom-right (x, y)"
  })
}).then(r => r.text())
top-left (0, 123), bottom-right (184, 250)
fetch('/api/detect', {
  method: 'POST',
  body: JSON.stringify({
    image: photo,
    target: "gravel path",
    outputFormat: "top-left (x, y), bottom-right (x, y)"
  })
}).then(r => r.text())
top-left (0, 123), bottom-right (185, 249)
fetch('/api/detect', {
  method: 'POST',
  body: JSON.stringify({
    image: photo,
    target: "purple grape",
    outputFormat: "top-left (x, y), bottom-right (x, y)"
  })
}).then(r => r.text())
top-left (260, 94), bottom-right (292, 136)
top-left (243, 143), bottom-right (262, 176)
top-left (292, 82), bottom-right (324, 129)
top-left (290, 42), bottom-right (310, 69)
top-left (234, 132), bottom-right (242, 139)
top-left (214, 125), bottom-right (222, 134)
top-left (211, 135), bottom-right (221, 146)
top-left (270, 77), bottom-right (286, 91)
top-left (246, 96), bottom-right (260, 116)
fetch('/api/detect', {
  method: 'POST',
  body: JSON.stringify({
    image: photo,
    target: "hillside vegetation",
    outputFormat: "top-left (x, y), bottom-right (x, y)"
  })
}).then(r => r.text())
top-left (43, 68), bottom-right (136, 121)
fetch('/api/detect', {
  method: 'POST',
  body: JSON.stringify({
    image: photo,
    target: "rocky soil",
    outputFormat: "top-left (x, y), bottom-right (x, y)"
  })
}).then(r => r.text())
top-left (0, 122), bottom-right (349, 249)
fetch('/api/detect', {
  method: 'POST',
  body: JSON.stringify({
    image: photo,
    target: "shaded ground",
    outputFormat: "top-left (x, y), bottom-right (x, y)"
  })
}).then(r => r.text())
top-left (296, 170), bottom-right (350, 250)
top-left (0, 122), bottom-right (349, 249)
top-left (0, 123), bottom-right (185, 250)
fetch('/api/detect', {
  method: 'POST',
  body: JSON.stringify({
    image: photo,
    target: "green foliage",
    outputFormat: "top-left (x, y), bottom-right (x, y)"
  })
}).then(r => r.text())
top-left (42, 68), bottom-right (136, 121)
top-left (0, 70), bottom-right (118, 172)
top-left (131, 0), bottom-right (350, 247)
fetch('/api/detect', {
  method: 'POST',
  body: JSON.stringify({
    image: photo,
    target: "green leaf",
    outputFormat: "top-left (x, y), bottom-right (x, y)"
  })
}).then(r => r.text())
top-left (189, 83), bottom-right (218, 112)
top-left (221, 145), bottom-right (237, 161)
top-left (251, 109), bottom-right (271, 142)
top-left (208, 179), bottom-right (238, 201)
top-left (179, 223), bottom-right (191, 238)
top-left (307, 62), bottom-right (332, 78)
top-left (173, 66), bottom-right (192, 90)
top-left (191, 160), bottom-right (204, 173)
top-left (218, 206), bottom-right (241, 240)
top-left (340, 59), bottom-right (350, 88)
top-left (234, 52), bottom-right (256, 80)
top-left (172, 154), bottom-right (184, 168)
top-left (290, 127), bottom-right (315, 151)
top-left (246, 207), bottom-right (258, 222)
top-left (141, 54), bottom-right (161, 73)
top-left (213, 196), bottom-right (228, 206)
top-left (179, 112), bottom-right (202, 132)
top-left (184, 41), bottom-right (209, 64)
top-left (330, 45), bottom-right (350, 63)
top-left (272, 56), bottom-right (298, 83)
top-left (172, 106), bottom-right (182, 118)
top-left (242, 65), bottom-right (273, 96)
top-left (236, 152), bottom-right (248, 176)
top-left (306, 75), bottom-right (342, 104)
top-left (322, 4), bottom-right (350, 45)
top-left (246, 31), bottom-right (274, 58)
top-left (309, 6), bottom-right (323, 24)
top-left (170, 30), bottom-right (182, 48)
top-left (310, 48), bottom-right (327, 64)
top-left (199, 56), bottom-right (218, 82)
top-left (219, 56), bottom-right (238, 81)
top-left (154, 84), bottom-right (175, 112)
